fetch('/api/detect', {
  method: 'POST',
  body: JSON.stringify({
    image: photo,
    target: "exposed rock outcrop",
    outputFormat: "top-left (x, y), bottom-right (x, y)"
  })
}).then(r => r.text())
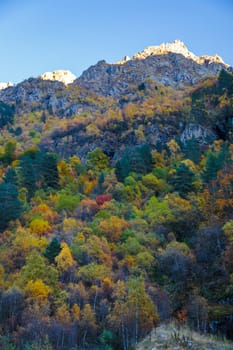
top-left (132, 40), bottom-right (227, 66)
top-left (180, 123), bottom-right (217, 144)
top-left (40, 70), bottom-right (76, 85)
top-left (0, 82), bottom-right (13, 90)
top-left (76, 40), bottom-right (230, 97)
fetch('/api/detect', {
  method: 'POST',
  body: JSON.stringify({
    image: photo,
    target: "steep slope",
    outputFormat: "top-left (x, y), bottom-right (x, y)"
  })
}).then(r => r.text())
top-left (0, 40), bottom-right (232, 160)
top-left (75, 40), bottom-right (230, 97)
top-left (0, 40), bottom-right (231, 110)
top-left (0, 42), bottom-right (232, 350)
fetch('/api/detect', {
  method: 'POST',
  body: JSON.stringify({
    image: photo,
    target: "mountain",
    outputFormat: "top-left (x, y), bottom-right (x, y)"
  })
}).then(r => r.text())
top-left (0, 40), bottom-right (231, 106)
top-left (0, 40), bottom-right (232, 160)
top-left (76, 39), bottom-right (230, 96)
top-left (0, 41), bottom-right (233, 350)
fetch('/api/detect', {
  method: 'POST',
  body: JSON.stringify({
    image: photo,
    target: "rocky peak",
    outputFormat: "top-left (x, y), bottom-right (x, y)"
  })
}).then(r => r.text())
top-left (0, 82), bottom-right (13, 90)
top-left (117, 55), bottom-right (131, 64)
top-left (132, 39), bottom-right (195, 60)
top-left (76, 40), bottom-right (230, 97)
top-left (132, 39), bottom-right (228, 66)
top-left (40, 70), bottom-right (76, 85)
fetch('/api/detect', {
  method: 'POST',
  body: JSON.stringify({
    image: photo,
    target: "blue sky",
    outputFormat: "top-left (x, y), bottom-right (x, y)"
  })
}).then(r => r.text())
top-left (0, 0), bottom-right (232, 83)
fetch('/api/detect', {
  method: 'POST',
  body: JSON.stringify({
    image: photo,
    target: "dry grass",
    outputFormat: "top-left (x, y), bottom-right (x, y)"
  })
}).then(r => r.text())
top-left (136, 322), bottom-right (233, 350)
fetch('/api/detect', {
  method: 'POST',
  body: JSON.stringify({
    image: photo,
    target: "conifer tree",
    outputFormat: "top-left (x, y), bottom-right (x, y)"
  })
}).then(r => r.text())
top-left (44, 238), bottom-right (62, 263)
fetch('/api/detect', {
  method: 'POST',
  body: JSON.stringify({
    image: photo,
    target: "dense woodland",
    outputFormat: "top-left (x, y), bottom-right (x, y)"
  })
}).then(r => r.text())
top-left (0, 70), bottom-right (232, 349)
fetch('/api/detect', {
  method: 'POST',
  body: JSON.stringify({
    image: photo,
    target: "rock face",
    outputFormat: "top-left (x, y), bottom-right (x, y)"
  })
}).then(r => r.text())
top-left (40, 70), bottom-right (76, 85)
top-left (75, 40), bottom-right (230, 96)
top-left (0, 40), bottom-right (231, 161)
top-left (0, 39), bottom-right (231, 122)
top-left (180, 123), bottom-right (217, 144)
top-left (132, 39), bottom-right (226, 65)
top-left (0, 82), bottom-right (13, 90)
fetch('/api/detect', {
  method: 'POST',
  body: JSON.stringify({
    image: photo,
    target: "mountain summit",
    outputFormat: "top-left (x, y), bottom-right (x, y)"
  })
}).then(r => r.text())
top-left (0, 40), bottom-right (231, 113)
top-left (130, 39), bottom-right (226, 65)
top-left (76, 39), bottom-right (230, 96)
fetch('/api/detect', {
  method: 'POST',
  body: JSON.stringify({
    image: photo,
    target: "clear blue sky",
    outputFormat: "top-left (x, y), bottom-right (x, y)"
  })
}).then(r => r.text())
top-left (0, 0), bottom-right (232, 83)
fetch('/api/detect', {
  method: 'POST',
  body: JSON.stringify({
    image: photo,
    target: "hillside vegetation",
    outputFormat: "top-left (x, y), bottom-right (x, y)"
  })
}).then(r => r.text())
top-left (0, 69), bottom-right (232, 349)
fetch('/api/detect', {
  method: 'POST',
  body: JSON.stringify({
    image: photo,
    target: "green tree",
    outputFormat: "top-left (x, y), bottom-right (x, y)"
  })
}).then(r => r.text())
top-left (170, 163), bottom-right (196, 197)
top-left (18, 252), bottom-right (59, 293)
top-left (39, 152), bottom-right (59, 189)
top-left (2, 140), bottom-right (16, 164)
top-left (0, 101), bottom-right (14, 128)
top-left (4, 168), bottom-right (18, 185)
top-left (18, 155), bottom-right (37, 199)
top-left (44, 238), bottom-right (62, 263)
top-left (183, 138), bottom-right (202, 164)
top-left (116, 144), bottom-right (152, 181)
top-left (0, 182), bottom-right (22, 231)
top-left (87, 148), bottom-right (109, 172)
top-left (218, 69), bottom-right (233, 95)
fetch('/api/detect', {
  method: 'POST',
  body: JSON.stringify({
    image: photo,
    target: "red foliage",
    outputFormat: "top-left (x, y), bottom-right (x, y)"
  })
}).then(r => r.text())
top-left (95, 194), bottom-right (112, 206)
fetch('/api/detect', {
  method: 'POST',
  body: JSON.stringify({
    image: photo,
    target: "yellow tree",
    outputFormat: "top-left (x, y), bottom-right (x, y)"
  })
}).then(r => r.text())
top-left (55, 242), bottom-right (76, 272)
top-left (29, 218), bottom-right (52, 236)
top-left (55, 303), bottom-right (71, 324)
top-left (80, 303), bottom-right (97, 347)
top-left (99, 216), bottom-right (129, 242)
top-left (108, 280), bottom-right (129, 350)
top-left (71, 303), bottom-right (80, 323)
top-left (0, 264), bottom-right (4, 288)
top-left (25, 279), bottom-right (51, 303)
top-left (30, 203), bottom-right (58, 224)
top-left (108, 279), bottom-right (158, 349)
top-left (127, 278), bottom-right (159, 344)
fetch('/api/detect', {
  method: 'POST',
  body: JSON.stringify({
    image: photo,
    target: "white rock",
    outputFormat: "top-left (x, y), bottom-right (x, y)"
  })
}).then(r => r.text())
top-left (40, 70), bottom-right (76, 85)
top-left (131, 39), bottom-right (228, 66)
top-left (117, 55), bottom-right (131, 64)
top-left (0, 82), bottom-right (13, 90)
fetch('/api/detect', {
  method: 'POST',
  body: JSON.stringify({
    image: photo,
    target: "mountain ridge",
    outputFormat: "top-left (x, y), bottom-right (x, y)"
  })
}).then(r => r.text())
top-left (75, 40), bottom-right (231, 96)
top-left (0, 40), bottom-right (231, 92)
top-left (0, 40), bottom-right (233, 350)
top-left (0, 40), bottom-right (232, 160)
top-left (119, 39), bottom-right (226, 65)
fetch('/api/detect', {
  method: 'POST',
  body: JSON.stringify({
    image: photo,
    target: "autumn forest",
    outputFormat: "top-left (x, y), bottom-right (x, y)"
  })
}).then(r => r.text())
top-left (0, 68), bottom-right (232, 349)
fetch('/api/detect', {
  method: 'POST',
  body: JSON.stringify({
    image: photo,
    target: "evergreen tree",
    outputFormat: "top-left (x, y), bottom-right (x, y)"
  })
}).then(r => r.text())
top-left (170, 163), bottom-right (196, 197)
top-left (0, 101), bottom-right (14, 128)
top-left (0, 182), bottom-right (22, 231)
top-left (38, 152), bottom-right (59, 189)
top-left (4, 168), bottom-right (18, 185)
top-left (44, 238), bottom-right (62, 263)
top-left (218, 69), bottom-right (233, 95)
top-left (1, 140), bottom-right (16, 164)
top-left (202, 144), bottom-right (231, 184)
top-left (115, 144), bottom-right (152, 181)
top-left (183, 138), bottom-right (202, 164)
top-left (115, 152), bottom-right (131, 182)
top-left (18, 155), bottom-right (37, 199)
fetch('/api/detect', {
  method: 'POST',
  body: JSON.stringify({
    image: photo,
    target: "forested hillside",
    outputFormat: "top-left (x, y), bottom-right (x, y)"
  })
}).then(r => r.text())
top-left (0, 63), bottom-right (232, 349)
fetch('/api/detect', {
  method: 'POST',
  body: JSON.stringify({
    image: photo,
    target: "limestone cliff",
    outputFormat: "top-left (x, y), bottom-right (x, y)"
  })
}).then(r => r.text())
top-left (0, 82), bottom-right (13, 90)
top-left (40, 70), bottom-right (76, 85)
